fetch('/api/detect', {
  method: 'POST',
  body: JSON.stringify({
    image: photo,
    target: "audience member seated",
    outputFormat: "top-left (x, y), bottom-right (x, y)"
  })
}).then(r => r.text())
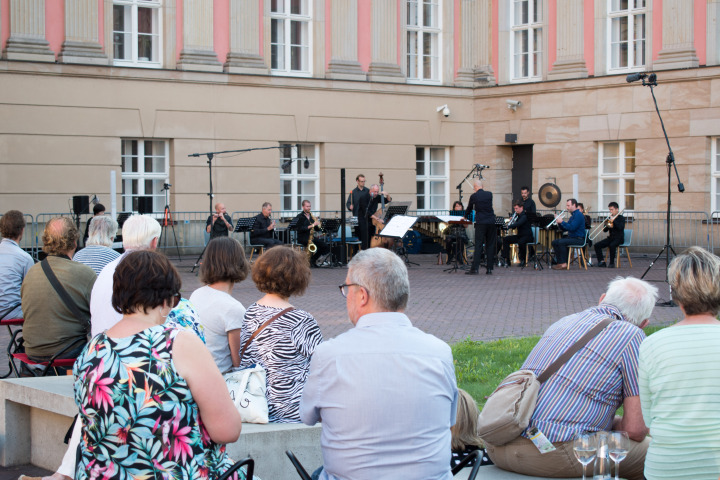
top-left (249, 202), bottom-right (284, 248)
top-left (451, 389), bottom-right (492, 469)
top-left (83, 203), bottom-right (105, 247)
top-left (73, 215), bottom-right (120, 275)
top-left (639, 246), bottom-right (720, 480)
top-left (190, 237), bottom-right (250, 373)
top-left (0, 210), bottom-right (34, 319)
top-left (300, 248), bottom-right (458, 479)
top-left (240, 247), bottom-right (322, 423)
top-left (486, 276), bottom-right (658, 480)
top-left (21, 217), bottom-right (95, 363)
top-left (73, 251), bottom-right (243, 480)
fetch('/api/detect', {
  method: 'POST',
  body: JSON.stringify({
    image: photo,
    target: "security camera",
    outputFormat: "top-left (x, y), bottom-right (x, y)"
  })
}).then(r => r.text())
top-left (436, 104), bottom-right (450, 117)
top-left (506, 99), bottom-right (522, 111)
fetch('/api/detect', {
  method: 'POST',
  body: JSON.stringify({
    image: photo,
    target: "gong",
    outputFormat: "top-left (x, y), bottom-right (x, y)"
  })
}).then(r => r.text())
top-left (538, 183), bottom-right (562, 208)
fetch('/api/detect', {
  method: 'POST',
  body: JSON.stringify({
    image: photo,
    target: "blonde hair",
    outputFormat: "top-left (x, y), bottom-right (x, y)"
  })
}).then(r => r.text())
top-left (669, 246), bottom-right (720, 316)
top-left (451, 389), bottom-right (482, 451)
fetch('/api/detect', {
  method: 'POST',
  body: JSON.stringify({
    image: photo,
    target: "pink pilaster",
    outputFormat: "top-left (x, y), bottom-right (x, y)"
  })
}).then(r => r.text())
top-left (548, 0), bottom-right (556, 71)
top-left (694, 0), bottom-right (706, 65)
top-left (396, 0), bottom-right (401, 69)
top-left (214, 0), bottom-right (229, 63)
top-left (325, 0), bottom-right (331, 68)
top-left (652, 0), bottom-right (662, 60)
top-left (583, 0), bottom-right (593, 75)
top-left (258, 0), bottom-right (264, 56)
top-left (453, 0), bottom-right (459, 79)
top-left (98, 0), bottom-right (104, 48)
top-left (46, 0), bottom-right (64, 58)
top-left (1, 0), bottom-right (9, 52)
top-left (491, 0), bottom-right (498, 83)
top-left (358, 0), bottom-right (370, 71)
top-left (176, 0), bottom-right (183, 61)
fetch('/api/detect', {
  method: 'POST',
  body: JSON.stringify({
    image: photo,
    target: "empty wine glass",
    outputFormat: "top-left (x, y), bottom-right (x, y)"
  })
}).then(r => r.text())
top-left (573, 432), bottom-right (598, 480)
top-left (608, 430), bottom-right (629, 480)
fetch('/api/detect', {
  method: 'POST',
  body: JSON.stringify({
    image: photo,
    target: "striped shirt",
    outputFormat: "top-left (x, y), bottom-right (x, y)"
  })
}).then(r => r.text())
top-left (521, 304), bottom-right (645, 442)
top-left (639, 325), bottom-right (720, 480)
top-left (73, 245), bottom-right (120, 276)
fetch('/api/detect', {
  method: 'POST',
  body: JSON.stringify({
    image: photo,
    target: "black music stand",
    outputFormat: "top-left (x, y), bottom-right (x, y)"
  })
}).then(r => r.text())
top-left (383, 202), bottom-right (410, 222)
top-left (234, 217), bottom-right (257, 248)
top-left (322, 218), bottom-right (342, 266)
top-left (287, 215), bottom-right (301, 246)
top-left (377, 215), bottom-right (419, 266)
top-left (443, 219), bottom-right (472, 273)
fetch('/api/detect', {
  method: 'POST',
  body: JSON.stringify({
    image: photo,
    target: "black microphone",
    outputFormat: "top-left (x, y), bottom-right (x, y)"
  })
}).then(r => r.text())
top-left (475, 164), bottom-right (490, 169)
top-left (281, 159), bottom-right (292, 169)
top-left (626, 72), bottom-right (647, 83)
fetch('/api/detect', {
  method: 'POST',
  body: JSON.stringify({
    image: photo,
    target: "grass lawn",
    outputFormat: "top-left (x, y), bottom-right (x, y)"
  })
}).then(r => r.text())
top-left (453, 325), bottom-right (667, 408)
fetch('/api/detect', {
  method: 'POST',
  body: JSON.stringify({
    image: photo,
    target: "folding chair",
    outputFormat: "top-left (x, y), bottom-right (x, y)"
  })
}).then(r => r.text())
top-left (567, 230), bottom-right (589, 270)
top-left (611, 229), bottom-right (633, 268)
top-left (9, 334), bottom-right (85, 377)
top-left (218, 457), bottom-right (254, 480)
top-left (0, 304), bottom-right (24, 378)
top-left (451, 449), bottom-right (482, 480)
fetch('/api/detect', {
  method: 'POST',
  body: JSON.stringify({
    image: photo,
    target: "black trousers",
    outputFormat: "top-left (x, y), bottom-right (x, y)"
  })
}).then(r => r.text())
top-left (252, 236), bottom-right (284, 248)
top-left (471, 223), bottom-right (496, 272)
top-left (358, 217), bottom-right (370, 250)
top-left (594, 237), bottom-right (623, 262)
top-left (502, 234), bottom-right (532, 264)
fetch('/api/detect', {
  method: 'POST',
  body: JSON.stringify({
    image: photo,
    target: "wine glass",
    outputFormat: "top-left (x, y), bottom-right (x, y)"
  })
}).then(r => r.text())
top-left (608, 431), bottom-right (629, 480)
top-left (573, 432), bottom-right (598, 480)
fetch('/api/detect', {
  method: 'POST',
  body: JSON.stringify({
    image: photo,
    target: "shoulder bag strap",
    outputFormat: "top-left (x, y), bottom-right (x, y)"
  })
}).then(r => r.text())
top-left (239, 307), bottom-right (294, 364)
top-left (537, 317), bottom-right (613, 383)
top-left (41, 258), bottom-right (90, 327)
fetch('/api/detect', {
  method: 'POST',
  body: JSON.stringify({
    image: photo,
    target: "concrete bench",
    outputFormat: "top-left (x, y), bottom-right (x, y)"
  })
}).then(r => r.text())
top-left (0, 377), bottom-right (580, 480)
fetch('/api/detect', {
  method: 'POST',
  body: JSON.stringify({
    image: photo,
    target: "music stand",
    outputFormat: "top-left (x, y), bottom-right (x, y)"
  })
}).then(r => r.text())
top-left (321, 218), bottom-right (342, 266)
top-left (287, 215), bottom-right (301, 246)
top-left (234, 217), bottom-right (257, 248)
top-left (117, 212), bottom-right (131, 229)
top-left (382, 202), bottom-right (410, 222)
top-left (378, 215), bottom-right (419, 266)
top-left (438, 217), bottom-right (472, 273)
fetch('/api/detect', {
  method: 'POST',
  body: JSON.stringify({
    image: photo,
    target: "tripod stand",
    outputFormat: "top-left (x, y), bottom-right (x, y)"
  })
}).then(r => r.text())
top-left (161, 183), bottom-right (181, 261)
top-left (633, 73), bottom-right (685, 306)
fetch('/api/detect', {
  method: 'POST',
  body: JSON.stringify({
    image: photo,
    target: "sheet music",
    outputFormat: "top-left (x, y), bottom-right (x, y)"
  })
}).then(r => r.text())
top-left (434, 215), bottom-right (469, 223)
top-left (379, 215), bottom-right (418, 238)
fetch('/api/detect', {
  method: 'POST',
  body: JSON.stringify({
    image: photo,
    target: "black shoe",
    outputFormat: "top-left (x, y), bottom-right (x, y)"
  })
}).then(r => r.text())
top-left (607, 262), bottom-right (616, 268)
top-left (519, 262), bottom-right (527, 268)
top-left (465, 270), bottom-right (479, 275)
top-left (486, 270), bottom-right (493, 275)
top-left (597, 261), bottom-right (607, 268)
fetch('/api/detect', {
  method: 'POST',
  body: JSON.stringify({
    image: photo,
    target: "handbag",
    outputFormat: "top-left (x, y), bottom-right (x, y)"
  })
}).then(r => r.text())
top-left (223, 307), bottom-right (293, 424)
top-left (477, 318), bottom-right (613, 446)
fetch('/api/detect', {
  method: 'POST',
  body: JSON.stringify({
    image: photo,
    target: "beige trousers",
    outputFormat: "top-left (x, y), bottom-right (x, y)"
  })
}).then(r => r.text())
top-left (486, 434), bottom-right (650, 480)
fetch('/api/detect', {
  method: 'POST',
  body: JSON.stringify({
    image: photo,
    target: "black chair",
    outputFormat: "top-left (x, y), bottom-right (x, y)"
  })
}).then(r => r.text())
top-left (285, 450), bottom-right (312, 480)
top-left (451, 449), bottom-right (482, 480)
top-left (218, 457), bottom-right (255, 480)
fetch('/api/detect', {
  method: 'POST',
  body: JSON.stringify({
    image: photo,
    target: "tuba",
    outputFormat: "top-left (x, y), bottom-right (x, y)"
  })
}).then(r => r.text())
top-left (307, 212), bottom-right (318, 256)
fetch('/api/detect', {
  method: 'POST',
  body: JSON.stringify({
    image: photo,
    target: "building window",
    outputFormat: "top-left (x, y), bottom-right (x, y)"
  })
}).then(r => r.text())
top-left (510, 0), bottom-right (542, 81)
top-left (113, 0), bottom-right (162, 67)
top-left (607, 0), bottom-right (646, 71)
top-left (712, 138), bottom-right (720, 213)
top-left (406, 0), bottom-right (441, 82)
top-left (280, 143), bottom-right (318, 212)
top-left (121, 139), bottom-right (168, 213)
top-left (416, 147), bottom-right (448, 211)
top-left (270, 0), bottom-right (311, 75)
top-left (598, 141), bottom-right (635, 211)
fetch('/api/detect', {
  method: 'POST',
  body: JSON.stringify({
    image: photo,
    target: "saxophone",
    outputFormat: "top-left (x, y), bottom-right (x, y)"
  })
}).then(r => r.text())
top-left (307, 212), bottom-right (318, 256)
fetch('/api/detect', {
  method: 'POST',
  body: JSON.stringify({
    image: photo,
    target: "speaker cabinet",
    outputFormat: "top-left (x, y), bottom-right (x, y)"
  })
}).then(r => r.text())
top-left (72, 195), bottom-right (90, 215)
top-left (136, 196), bottom-right (154, 214)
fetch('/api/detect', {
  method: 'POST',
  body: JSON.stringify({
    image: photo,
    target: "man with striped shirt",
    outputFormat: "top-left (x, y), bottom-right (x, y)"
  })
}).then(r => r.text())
top-left (486, 277), bottom-right (658, 480)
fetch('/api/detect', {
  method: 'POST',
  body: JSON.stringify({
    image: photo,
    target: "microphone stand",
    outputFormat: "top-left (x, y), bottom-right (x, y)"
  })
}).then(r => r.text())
top-left (634, 74), bottom-right (685, 306)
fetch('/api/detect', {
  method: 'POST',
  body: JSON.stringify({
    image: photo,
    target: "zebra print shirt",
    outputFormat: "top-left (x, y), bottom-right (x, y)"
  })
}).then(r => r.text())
top-left (240, 304), bottom-right (323, 423)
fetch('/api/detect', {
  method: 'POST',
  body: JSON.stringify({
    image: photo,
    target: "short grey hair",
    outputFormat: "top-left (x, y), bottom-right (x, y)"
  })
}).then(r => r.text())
top-left (601, 276), bottom-right (658, 326)
top-left (87, 216), bottom-right (118, 247)
top-left (121, 214), bottom-right (161, 250)
top-left (347, 248), bottom-right (409, 312)
top-left (669, 246), bottom-right (720, 316)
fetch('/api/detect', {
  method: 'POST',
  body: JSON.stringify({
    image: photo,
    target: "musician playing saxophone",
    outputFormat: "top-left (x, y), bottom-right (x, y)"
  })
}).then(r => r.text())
top-left (501, 200), bottom-right (533, 268)
top-left (551, 199), bottom-right (586, 270)
top-left (594, 202), bottom-right (625, 268)
top-left (294, 200), bottom-right (327, 266)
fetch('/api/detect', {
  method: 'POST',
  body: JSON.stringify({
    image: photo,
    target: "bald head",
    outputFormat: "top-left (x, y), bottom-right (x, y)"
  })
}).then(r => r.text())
top-left (42, 217), bottom-right (78, 256)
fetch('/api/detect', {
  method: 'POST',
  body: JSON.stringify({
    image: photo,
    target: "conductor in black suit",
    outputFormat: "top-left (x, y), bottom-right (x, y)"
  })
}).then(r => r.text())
top-left (464, 178), bottom-right (496, 275)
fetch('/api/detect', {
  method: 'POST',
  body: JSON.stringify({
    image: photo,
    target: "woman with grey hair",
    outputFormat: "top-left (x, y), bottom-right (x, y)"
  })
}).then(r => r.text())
top-left (638, 246), bottom-right (720, 480)
top-left (73, 215), bottom-right (120, 275)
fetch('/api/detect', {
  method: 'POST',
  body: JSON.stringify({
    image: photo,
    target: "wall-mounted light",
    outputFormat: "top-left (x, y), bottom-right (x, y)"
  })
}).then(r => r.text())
top-left (436, 104), bottom-right (450, 117)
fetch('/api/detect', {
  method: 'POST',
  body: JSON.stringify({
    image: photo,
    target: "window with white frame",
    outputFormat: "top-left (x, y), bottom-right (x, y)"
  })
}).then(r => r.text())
top-left (280, 144), bottom-right (318, 212)
top-left (607, 0), bottom-right (646, 71)
top-left (121, 139), bottom-right (169, 213)
top-left (270, 0), bottom-right (311, 75)
top-left (510, 0), bottom-right (542, 81)
top-left (113, 0), bottom-right (162, 67)
top-left (598, 141), bottom-right (636, 211)
top-left (712, 138), bottom-right (720, 213)
top-left (416, 147), bottom-right (448, 211)
top-left (406, 0), bottom-right (441, 82)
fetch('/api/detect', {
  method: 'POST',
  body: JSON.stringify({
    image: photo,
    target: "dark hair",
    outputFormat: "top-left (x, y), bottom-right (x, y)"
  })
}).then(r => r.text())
top-left (42, 217), bottom-right (78, 254)
top-left (452, 201), bottom-right (464, 210)
top-left (513, 200), bottom-right (524, 208)
top-left (567, 198), bottom-right (578, 207)
top-left (356, 174), bottom-right (365, 181)
top-left (520, 186), bottom-right (530, 192)
top-left (0, 210), bottom-right (26, 239)
top-left (93, 203), bottom-right (106, 215)
top-left (112, 250), bottom-right (181, 315)
top-left (608, 202), bottom-right (619, 209)
top-left (200, 237), bottom-right (250, 285)
top-left (252, 247), bottom-right (311, 298)
top-left (577, 203), bottom-right (585, 210)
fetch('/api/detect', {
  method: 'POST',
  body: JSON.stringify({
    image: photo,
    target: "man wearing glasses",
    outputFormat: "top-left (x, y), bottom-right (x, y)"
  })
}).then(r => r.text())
top-left (300, 248), bottom-right (458, 480)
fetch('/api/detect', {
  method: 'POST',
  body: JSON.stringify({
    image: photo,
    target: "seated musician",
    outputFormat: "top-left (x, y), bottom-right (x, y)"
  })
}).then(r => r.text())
top-left (445, 201), bottom-right (469, 264)
top-left (594, 202), bottom-right (625, 268)
top-left (294, 200), bottom-right (329, 266)
top-left (365, 184), bottom-right (392, 236)
top-left (501, 200), bottom-right (532, 268)
top-left (550, 198), bottom-right (586, 270)
top-left (250, 202), bottom-right (284, 249)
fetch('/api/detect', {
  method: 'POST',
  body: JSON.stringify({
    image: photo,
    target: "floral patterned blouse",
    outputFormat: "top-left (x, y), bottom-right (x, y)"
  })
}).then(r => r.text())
top-left (73, 324), bottom-right (240, 480)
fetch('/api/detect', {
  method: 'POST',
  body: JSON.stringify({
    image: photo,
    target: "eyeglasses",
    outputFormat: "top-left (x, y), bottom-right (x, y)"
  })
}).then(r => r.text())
top-left (172, 293), bottom-right (181, 308)
top-left (339, 283), bottom-right (363, 298)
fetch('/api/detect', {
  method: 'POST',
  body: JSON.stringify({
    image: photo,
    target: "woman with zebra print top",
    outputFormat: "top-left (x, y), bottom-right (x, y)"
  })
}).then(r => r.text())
top-left (240, 247), bottom-right (323, 423)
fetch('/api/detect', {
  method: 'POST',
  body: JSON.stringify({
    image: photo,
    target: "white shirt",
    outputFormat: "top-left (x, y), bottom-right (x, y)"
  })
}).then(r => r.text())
top-left (90, 253), bottom-right (125, 337)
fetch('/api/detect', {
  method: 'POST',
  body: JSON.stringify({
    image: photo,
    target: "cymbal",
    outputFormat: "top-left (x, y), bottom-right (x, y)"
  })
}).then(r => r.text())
top-left (538, 183), bottom-right (561, 208)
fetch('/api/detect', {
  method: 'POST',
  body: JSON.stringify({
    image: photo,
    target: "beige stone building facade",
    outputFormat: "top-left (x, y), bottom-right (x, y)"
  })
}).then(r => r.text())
top-left (1, 0), bottom-right (719, 223)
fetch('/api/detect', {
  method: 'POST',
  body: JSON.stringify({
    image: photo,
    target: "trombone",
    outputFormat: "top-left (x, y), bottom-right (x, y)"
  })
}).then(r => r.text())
top-left (589, 209), bottom-right (624, 241)
top-left (546, 209), bottom-right (567, 228)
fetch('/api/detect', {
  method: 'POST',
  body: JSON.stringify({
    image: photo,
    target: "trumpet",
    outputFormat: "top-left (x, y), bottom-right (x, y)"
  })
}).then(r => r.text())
top-left (546, 209), bottom-right (567, 228)
top-left (589, 209), bottom-right (624, 241)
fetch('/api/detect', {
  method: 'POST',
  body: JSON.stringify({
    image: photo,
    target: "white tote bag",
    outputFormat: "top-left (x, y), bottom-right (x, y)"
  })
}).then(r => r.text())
top-left (224, 365), bottom-right (269, 424)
